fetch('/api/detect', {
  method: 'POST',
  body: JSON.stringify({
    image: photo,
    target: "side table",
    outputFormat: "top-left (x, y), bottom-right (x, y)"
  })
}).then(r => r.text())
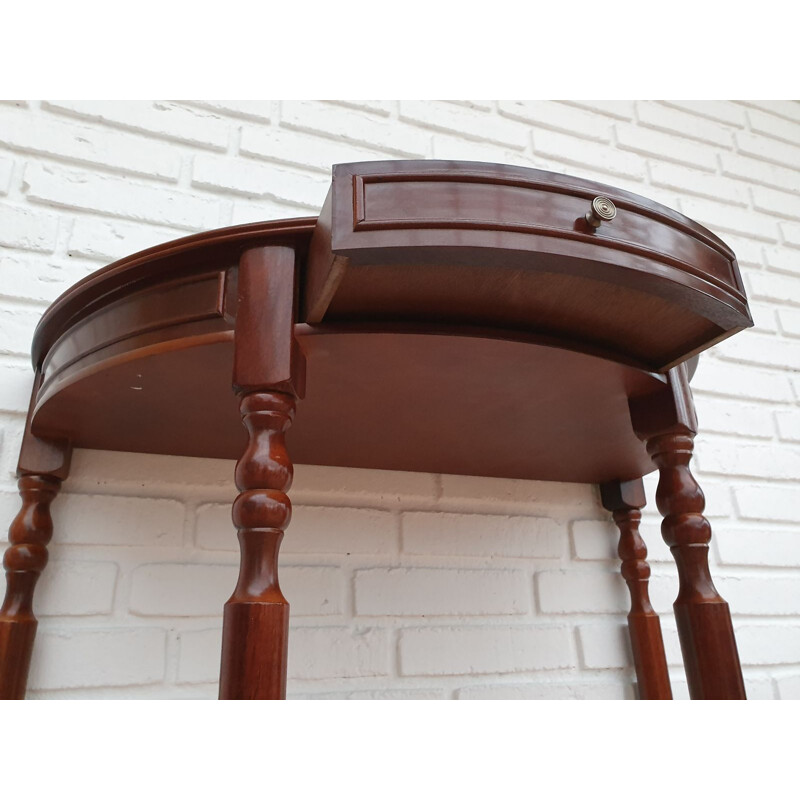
top-left (0, 160), bottom-right (753, 700)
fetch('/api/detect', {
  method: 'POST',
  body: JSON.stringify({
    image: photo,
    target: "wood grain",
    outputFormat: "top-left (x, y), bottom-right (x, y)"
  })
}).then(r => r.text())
top-left (601, 478), bottom-right (672, 700)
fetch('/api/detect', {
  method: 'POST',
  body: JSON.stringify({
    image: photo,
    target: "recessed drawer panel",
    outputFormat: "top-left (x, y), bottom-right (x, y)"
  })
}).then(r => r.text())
top-left (305, 160), bottom-right (752, 373)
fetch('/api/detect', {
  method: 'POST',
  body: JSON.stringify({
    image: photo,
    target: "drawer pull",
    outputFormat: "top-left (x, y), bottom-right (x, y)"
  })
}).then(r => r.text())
top-left (585, 196), bottom-right (617, 228)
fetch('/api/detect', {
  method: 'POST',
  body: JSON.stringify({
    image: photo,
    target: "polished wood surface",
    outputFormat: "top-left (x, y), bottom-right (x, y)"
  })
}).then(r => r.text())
top-left (306, 161), bottom-right (751, 372)
top-left (219, 246), bottom-right (302, 700)
top-left (0, 374), bottom-right (72, 699)
top-left (2, 160), bottom-right (754, 700)
top-left (630, 364), bottom-right (746, 699)
top-left (601, 478), bottom-right (672, 700)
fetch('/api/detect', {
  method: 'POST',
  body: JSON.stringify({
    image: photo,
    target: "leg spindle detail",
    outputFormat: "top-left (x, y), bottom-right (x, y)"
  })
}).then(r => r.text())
top-left (647, 430), bottom-right (745, 699)
top-left (0, 475), bottom-right (62, 699)
top-left (219, 390), bottom-right (294, 700)
top-left (601, 479), bottom-right (671, 700)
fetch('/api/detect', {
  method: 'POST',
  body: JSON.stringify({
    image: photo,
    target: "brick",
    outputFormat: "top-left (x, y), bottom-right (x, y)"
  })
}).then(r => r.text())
top-left (43, 99), bottom-right (230, 150)
top-left (192, 154), bottom-right (329, 208)
top-left (636, 102), bottom-right (734, 147)
top-left (694, 438), bottom-right (800, 480)
top-left (292, 464), bottom-right (437, 507)
top-left (457, 680), bottom-right (631, 700)
top-left (717, 575), bottom-right (800, 616)
top-left (36, 561), bottom-right (118, 616)
top-left (497, 101), bottom-right (612, 143)
top-left (570, 519), bottom-right (617, 561)
top-left (354, 568), bottom-right (529, 616)
top-left (196, 503), bottom-right (398, 555)
top-left (716, 526), bottom-right (800, 567)
top-left (719, 151), bottom-right (800, 194)
top-left (577, 622), bottom-right (631, 669)
top-left (776, 674), bottom-right (800, 699)
top-left (532, 128), bottom-right (645, 180)
top-left (715, 331), bottom-right (800, 371)
top-left (776, 409), bottom-right (800, 442)
top-left (24, 162), bottom-right (220, 230)
top-left (764, 246), bottom-right (799, 276)
top-left (291, 688), bottom-right (445, 700)
top-left (439, 474), bottom-right (598, 514)
top-left (662, 101), bottom-right (746, 128)
top-left (53, 493), bottom-right (185, 546)
top-left (430, 134), bottom-right (528, 166)
top-left (735, 484), bottom-right (800, 523)
top-left (615, 123), bottom-right (717, 171)
top-left (745, 302), bottom-right (778, 335)
top-left (747, 270), bottom-right (800, 306)
top-left (720, 233), bottom-right (764, 267)
top-left (735, 130), bottom-right (800, 171)
top-left (28, 627), bottom-right (166, 689)
top-left (63, 448), bottom-right (233, 494)
top-left (777, 307), bottom-right (800, 338)
top-left (230, 198), bottom-right (312, 226)
top-left (176, 626), bottom-right (221, 684)
top-left (180, 100), bottom-right (272, 122)
top-left (561, 100), bottom-right (635, 120)
top-left (0, 155), bottom-right (13, 194)
top-left (647, 162), bottom-right (748, 206)
top-left (289, 626), bottom-right (390, 680)
top-left (399, 625), bottom-right (574, 675)
top-left (746, 107), bottom-right (800, 145)
top-left (0, 203), bottom-right (59, 252)
top-left (402, 511), bottom-right (565, 559)
top-left (0, 362), bottom-right (33, 413)
top-left (68, 217), bottom-right (183, 262)
top-left (240, 125), bottom-right (397, 173)
top-left (781, 221), bottom-right (800, 248)
top-left (742, 101), bottom-right (800, 123)
top-left (0, 302), bottom-right (44, 356)
top-left (734, 624), bottom-right (800, 665)
top-left (693, 396), bottom-right (775, 439)
top-left (280, 101), bottom-right (429, 157)
top-left (399, 100), bottom-right (528, 149)
top-left (0, 253), bottom-right (89, 304)
top-left (537, 569), bottom-right (627, 614)
top-left (327, 100), bottom-right (395, 116)
top-left (679, 197), bottom-right (779, 241)
top-left (752, 186), bottom-right (800, 221)
top-left (742, 675), bottom-right (778, 700)
top-left (130, 563), bottom-right (342, 617)
top-left (0, 107), bottom-right (181, 181)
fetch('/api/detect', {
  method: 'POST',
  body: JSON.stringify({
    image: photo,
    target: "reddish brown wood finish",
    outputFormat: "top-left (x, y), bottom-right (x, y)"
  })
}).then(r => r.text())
top-left (2, 160), bottom-right (755, 700)
top-left (219, 246), bottom-right (303, 700)
top-left (600, 478), bottom-right (672, 700)
top-left (630, 364), bottom-right (746, 700)
top-left (0, 373), bottom-right (71, 699)
top-left (306, 161), bottom-right (752, 373)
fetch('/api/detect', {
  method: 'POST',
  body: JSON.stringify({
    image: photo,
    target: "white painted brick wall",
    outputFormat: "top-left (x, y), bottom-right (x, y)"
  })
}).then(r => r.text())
top-left (1, 100), bottom-right (799, 699)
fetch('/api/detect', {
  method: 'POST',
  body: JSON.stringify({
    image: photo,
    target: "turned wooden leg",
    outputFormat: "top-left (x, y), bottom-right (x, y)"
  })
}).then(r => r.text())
top-left (0, 373), bottom-right (71, 699)
top-left (601, 478), bottom-right (672, 700)
top-left (218, 244), bottom-right (304, 700)
top-left (630, 364), bottom-right (745, 700)
top-left (219, 391), bottom-right (294, 699)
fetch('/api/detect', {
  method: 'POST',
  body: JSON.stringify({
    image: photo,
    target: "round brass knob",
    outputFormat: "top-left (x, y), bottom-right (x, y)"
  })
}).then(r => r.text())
top-left (585, 196), bottom-right (617, 228)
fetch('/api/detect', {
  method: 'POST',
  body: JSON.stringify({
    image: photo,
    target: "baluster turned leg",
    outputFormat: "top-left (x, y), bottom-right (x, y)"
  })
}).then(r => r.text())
top-left (601, 478), bottom-right (671, 700)
top-left (218, 244), bottom-right (304, 700)
top-left (0, 476), bottom-right (62, 699)
top-left (0, 373), bottom-right (71, 699)
top-left (219, 391), bottom-right (294, 699)
top-left (630, 364), bottom-right (745, 700)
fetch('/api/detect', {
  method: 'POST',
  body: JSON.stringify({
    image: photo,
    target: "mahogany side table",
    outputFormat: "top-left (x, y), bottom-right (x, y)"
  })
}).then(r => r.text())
top-left (0, 160), bottom-right (753, 700)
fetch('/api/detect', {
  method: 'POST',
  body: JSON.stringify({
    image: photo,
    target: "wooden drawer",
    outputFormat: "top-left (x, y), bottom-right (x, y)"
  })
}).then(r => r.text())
top-left (304, 160), bottom-right (752, 372)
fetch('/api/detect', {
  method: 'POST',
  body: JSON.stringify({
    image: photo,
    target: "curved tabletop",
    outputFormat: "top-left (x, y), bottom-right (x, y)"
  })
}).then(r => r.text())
top-left (28, 161), bottom-right (749, 484)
